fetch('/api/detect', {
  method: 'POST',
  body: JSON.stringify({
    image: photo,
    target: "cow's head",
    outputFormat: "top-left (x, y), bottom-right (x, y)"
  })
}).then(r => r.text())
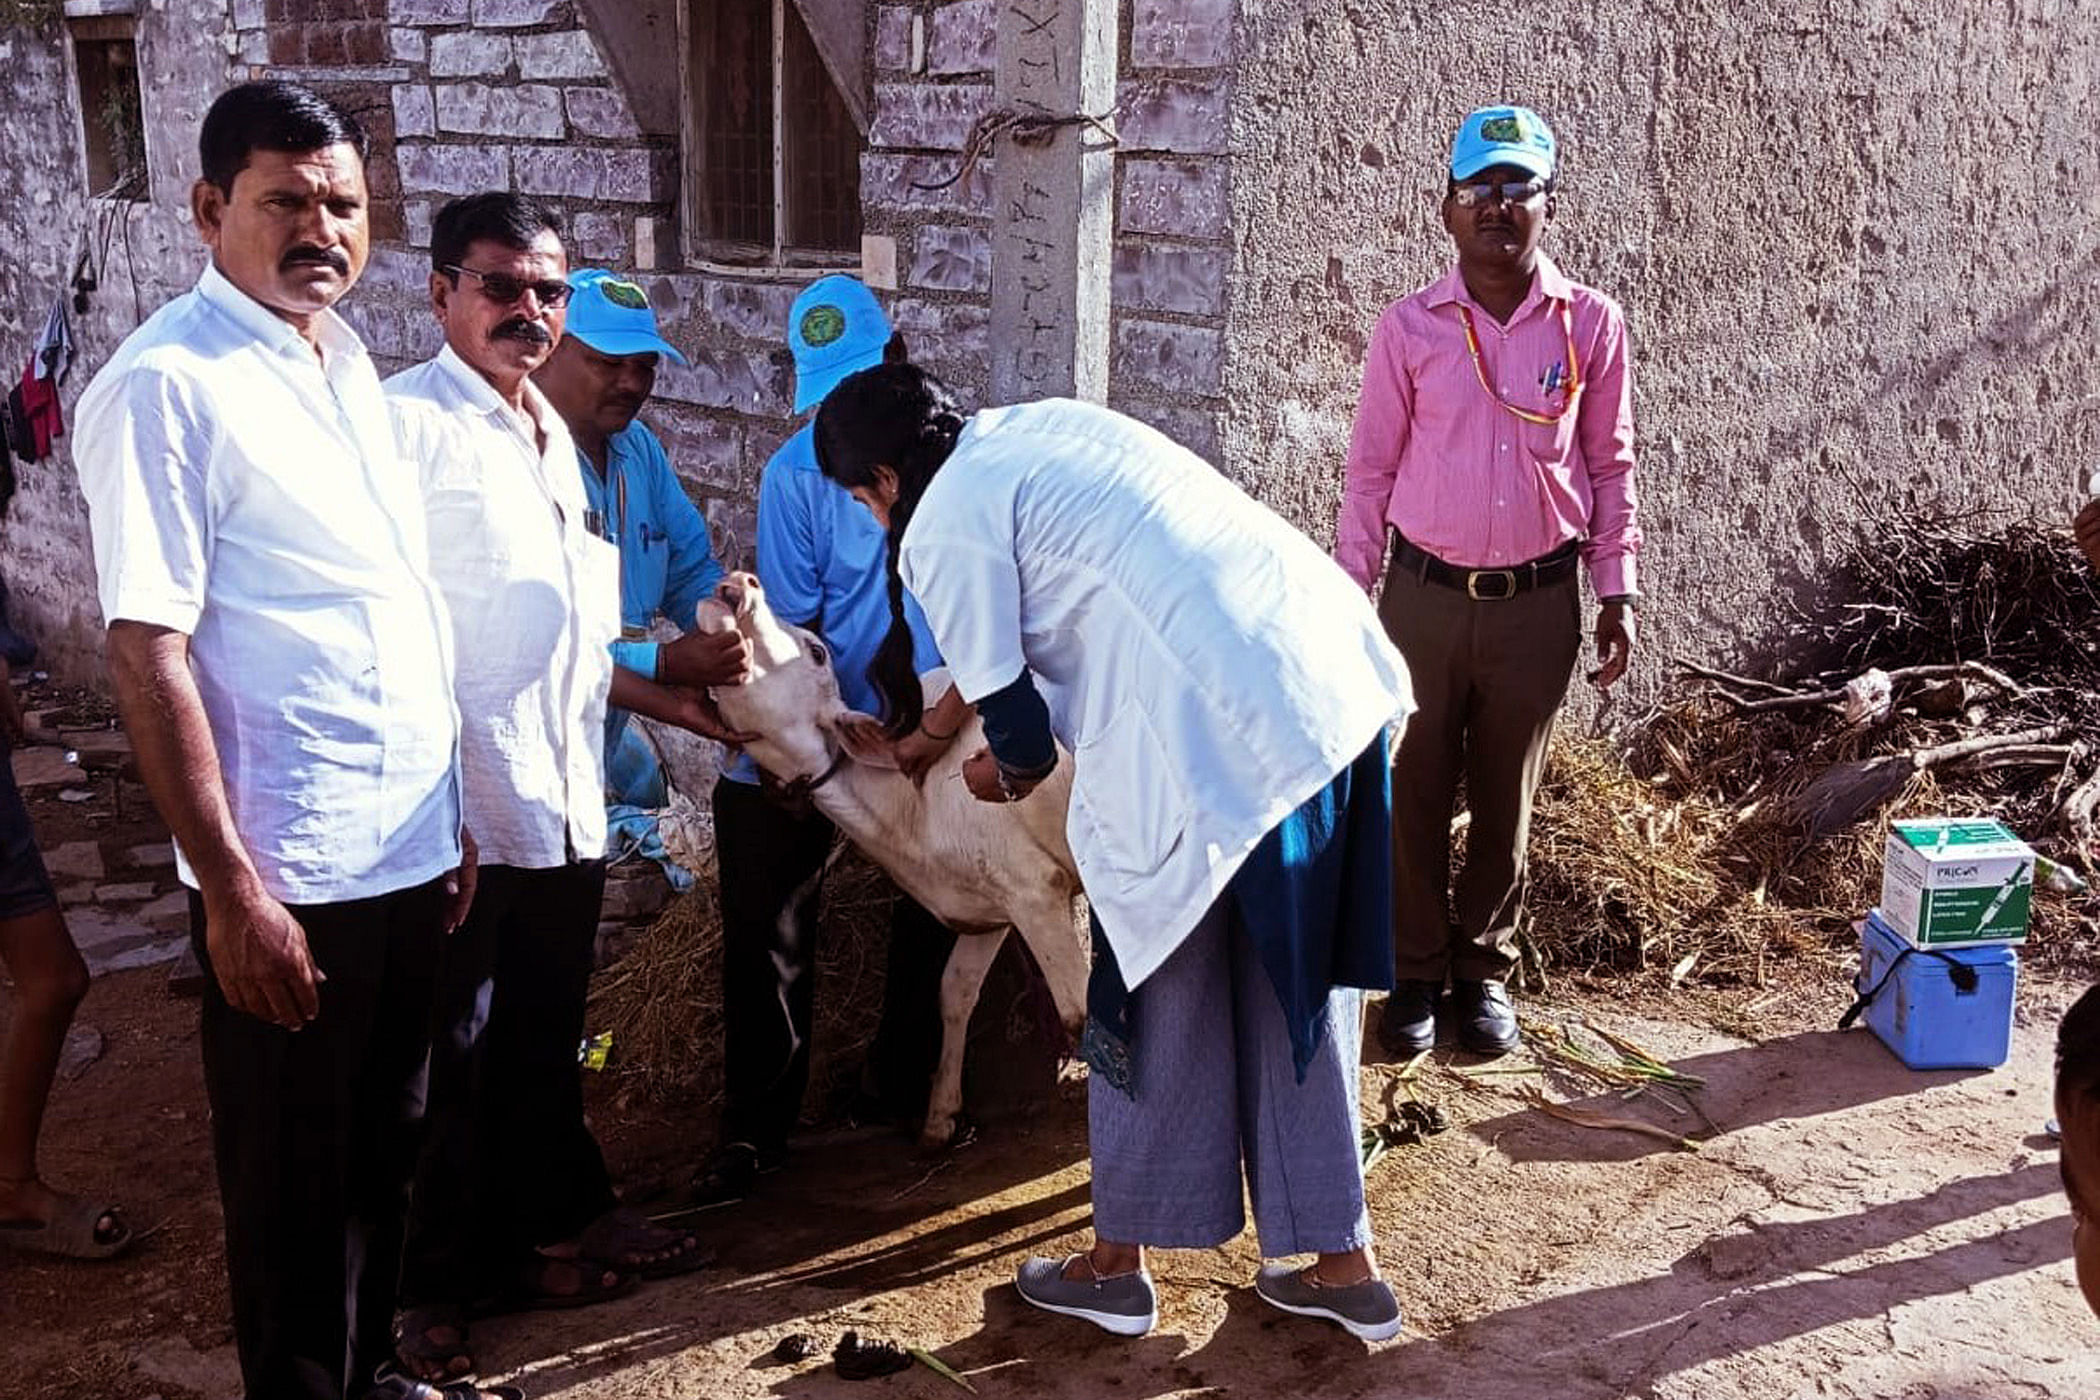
top-left (694, 572), bottom-right (894, 785)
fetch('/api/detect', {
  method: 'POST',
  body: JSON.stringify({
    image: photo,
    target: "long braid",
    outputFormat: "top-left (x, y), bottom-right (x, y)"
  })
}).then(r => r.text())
top-left (812, 364), bottom-right (964, 736)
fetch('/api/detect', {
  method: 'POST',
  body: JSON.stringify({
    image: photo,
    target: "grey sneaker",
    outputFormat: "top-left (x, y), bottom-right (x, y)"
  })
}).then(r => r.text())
top-left (1014, 1255), bottom-right (1157, 1337)
top-left (1254, 1263), bottom-right (1403, 1342)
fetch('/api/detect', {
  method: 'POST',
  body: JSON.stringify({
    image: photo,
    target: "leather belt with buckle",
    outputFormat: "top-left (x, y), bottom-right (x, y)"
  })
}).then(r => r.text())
top-left (1392, 534), bottom-right (1580, 600)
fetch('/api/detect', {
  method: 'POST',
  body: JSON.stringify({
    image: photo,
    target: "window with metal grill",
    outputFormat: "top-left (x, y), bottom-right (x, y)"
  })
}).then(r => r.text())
top-left (70, 15), bottom-right (148, 202)
top-left (684, 0), bottom-right (864, 267)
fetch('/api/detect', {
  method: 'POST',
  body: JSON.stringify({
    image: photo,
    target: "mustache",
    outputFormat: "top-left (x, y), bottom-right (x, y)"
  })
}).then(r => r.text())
top-left (492, 319), bottom-right (555, 346)
top-left (280, 245), bottom-right (351, 274)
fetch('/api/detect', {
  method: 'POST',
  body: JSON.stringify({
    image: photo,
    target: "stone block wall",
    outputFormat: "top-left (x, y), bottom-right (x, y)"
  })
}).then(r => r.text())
top-left (7, 0), bottom-right (2095, 693)
top-left (0, 2), bottom-right (236, 685)
top-left (866, 1), bottom-right (998, 404)
top-left (868, 0), bottom-right (1235, 463)
top-left (233, 0), bottom-right (773, 563)
top-left (1109, 0), bottom-right (1232, 462)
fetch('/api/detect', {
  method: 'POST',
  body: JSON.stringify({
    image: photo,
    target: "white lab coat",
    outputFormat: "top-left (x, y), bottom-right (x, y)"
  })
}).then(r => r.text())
top-left (899, 399), bottom-right (1413, 989)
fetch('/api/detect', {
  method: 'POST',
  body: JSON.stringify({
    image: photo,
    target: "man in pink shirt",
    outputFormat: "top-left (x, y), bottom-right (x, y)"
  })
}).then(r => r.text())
top-left (1335, 105), bottom-right (1640, 1056)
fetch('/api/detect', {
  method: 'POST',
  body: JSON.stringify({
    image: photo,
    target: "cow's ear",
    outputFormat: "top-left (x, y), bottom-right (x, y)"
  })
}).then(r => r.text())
top-left (837, 712), bottom-right (902, 769)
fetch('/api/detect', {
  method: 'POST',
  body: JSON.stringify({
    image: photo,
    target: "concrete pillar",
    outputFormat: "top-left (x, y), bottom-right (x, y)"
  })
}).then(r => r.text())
top-left (989, 0), bottom-right (1117, 405)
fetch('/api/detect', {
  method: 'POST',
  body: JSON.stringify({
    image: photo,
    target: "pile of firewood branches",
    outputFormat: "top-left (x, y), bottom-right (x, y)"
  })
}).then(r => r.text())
top-left (1525, 512), bottom-right (2100, 984)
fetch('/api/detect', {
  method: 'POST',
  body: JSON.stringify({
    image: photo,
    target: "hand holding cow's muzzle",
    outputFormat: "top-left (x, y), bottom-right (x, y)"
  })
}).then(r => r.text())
top-left (660, 627), bottom-right (752, 688)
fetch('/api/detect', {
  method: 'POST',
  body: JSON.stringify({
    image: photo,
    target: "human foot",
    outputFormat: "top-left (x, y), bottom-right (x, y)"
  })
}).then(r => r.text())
top-left (571, 1205), bottom-right (713, 1278)
top-left (0, 1176), bottom-right (131, 1258)
top-left (393, 1303), bottom-right (473, 1382)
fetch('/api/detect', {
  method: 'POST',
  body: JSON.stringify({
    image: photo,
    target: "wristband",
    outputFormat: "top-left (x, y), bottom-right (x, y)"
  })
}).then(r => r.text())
top-left (1599, 593), bottom-right (1640, 610)
top-left (920, 723), bottom-right (960, 742)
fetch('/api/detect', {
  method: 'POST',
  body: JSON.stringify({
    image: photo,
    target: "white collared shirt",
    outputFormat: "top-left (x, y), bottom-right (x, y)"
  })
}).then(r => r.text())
top-left (74, 264), bottom-right (462, 903)
top-left (900, 399), bottom-right (1415, 990)
top-left (387, 345), bottom-right (617, 869)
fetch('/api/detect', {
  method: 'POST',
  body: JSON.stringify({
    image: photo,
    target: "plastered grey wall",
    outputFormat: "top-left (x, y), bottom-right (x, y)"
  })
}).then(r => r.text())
top-left (1220, 0), bottom-right (2100, 691)
top-left (0, 3), bottom-right (233, 685)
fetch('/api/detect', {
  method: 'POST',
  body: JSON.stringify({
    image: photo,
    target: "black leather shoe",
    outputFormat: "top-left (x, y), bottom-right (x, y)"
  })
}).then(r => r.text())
top-left (1378, 980), bottom-right (1442, 1056)
top-left (1453, 979), bottom-right (1519, 1055)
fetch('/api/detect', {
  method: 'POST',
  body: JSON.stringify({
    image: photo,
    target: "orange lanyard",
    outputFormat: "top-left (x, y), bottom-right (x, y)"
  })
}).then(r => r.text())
top-left (1456, 300), bottom-right (1582, 425)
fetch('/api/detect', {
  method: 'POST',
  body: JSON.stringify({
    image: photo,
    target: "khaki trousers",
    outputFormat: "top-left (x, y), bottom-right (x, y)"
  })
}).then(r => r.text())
top-left (1377, 559), bottom-right (1580, 983)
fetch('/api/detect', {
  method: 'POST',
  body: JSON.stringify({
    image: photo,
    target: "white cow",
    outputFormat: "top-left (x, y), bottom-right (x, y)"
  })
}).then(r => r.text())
top-left (693, 572), bottom-right (1087, 1149)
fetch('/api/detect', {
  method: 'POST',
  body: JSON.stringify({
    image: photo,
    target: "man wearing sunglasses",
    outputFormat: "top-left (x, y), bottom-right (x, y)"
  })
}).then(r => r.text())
top-left (1335, 104), bottom-right (1642, 1058)
top-left (385, 196), bottom-right (710, 1386)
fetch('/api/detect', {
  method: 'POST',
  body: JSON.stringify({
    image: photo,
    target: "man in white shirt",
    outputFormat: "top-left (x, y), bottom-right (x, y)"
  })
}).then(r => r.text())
top-left (386, 194), bottom-right (706, 1384)
top-left (73, 83), bottom-right (479, 1400)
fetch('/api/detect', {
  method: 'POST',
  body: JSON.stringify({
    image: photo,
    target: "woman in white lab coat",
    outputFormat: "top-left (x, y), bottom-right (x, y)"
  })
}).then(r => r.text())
top-left (814, 363), bottom-right (1415, 1342)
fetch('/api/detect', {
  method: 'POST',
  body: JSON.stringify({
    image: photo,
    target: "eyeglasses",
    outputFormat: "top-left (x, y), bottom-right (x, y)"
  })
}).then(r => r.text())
top-left (1451, 179), bottom-right (1550, 209)
top-left (443, 265), bottom-right (573, 308)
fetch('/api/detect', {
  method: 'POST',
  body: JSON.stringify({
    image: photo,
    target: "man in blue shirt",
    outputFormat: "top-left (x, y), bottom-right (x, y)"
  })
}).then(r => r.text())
top-left (691, 277), bottom-right (963, 1206)
top-left (535, 271), bottom-right (752, 740)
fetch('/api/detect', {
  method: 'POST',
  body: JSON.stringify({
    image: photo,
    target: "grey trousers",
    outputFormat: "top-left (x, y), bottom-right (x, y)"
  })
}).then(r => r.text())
top-left (1088, 896), bottom-right (1373, 1257)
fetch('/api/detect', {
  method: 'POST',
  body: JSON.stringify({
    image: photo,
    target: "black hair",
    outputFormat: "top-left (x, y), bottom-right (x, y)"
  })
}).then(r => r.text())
top-left (2060, 985), bottom-right (2100, 1108)
top-left (2060, 985), bottom-right (2100, 1206)
top-left (813, 362), bottom-right (965, 736)
top-left (199, 81), bottom-right (368, 197)
top-left (429, 192), bottom-right (565, 274)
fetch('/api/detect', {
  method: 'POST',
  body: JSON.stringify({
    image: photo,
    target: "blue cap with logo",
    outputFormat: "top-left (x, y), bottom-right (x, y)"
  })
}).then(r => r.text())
top-left (1450, 105), bottom-right (1557, 182)
top-left (562, 268), bottom-right (688, 365)
top-left (789, 275), bottom-right (893, 413)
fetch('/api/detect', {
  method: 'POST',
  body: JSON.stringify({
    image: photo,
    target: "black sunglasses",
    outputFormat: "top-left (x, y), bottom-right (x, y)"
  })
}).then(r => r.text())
top-left (444, 264), bottom-right (573, 308)
top-left (1451, 178), bottom-right (1550, 209)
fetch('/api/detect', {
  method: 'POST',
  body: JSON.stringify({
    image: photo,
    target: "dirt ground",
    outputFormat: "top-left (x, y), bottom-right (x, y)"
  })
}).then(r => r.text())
top-left (5, 945), bottom-right (2095, 1400)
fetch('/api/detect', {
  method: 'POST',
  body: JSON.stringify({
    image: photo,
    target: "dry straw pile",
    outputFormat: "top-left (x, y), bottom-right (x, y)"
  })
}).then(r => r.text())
top-left (1524, 512), bottom-right (2099, 987)
top-left (587, 837), bottom-right (900, 1108)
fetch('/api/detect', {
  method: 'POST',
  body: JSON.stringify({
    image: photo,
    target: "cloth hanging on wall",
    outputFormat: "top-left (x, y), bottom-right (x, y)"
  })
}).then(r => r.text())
top-left (12, 360), bottom-right (61, 462)
top-left (31, 299), bottom-right (72, 383)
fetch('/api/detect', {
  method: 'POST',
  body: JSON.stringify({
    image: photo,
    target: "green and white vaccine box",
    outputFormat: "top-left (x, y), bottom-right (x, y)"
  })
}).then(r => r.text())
top-left (1879, 818), bottom-right (2034, 948)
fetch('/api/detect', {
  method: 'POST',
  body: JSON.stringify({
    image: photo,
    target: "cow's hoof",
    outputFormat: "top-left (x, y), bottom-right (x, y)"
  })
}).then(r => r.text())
top-left (916, 1113), bottom-right (976, 1155)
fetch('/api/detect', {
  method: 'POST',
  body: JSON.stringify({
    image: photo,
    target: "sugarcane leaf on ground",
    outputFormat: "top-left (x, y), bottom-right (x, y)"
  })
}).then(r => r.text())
top-left (1522, 1088), bottom-right (1703, 1152)
top-left (910, 1348), bottom-right (978, 1393)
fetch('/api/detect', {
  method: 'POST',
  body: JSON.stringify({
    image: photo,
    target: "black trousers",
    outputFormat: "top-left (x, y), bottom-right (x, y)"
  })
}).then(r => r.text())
top-left (401, 860), bottom-right (615, 1309)
top-left (189, 878), bottom-right (447, 1400)
top-left (712, 778), bottom-right (956, 1152)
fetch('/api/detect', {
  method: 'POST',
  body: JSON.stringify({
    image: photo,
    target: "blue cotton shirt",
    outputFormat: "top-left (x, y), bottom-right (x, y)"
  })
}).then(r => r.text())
top-left (578, 418), bottom-right (727, 681)
top-left (722, 423), bottom-right (942, 786)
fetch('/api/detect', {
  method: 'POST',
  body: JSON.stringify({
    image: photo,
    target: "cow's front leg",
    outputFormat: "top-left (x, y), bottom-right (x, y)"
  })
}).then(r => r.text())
top-left (922, 928), bottom-right (1007, 1151)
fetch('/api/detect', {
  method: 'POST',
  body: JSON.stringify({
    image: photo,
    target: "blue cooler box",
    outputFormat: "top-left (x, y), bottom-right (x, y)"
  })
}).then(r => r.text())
top-left (1852, 911), bottom-right (2017, 1070)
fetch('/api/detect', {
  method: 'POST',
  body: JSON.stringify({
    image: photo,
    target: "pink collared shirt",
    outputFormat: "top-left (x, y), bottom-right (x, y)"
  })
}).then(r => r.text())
top-left (1335, 254), bottom-right (1641, 600)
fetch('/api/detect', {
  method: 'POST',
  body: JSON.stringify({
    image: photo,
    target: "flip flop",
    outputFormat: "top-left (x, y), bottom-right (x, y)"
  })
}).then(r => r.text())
top-left (393, 1303), bottom-right (474, 1384)
top-left (478, 1254), bottom-right (638, 1317)
top-left (575, 1205), bottom-right (715, 1280)
top-left (0, 1194), bottom-right (132, 1260)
